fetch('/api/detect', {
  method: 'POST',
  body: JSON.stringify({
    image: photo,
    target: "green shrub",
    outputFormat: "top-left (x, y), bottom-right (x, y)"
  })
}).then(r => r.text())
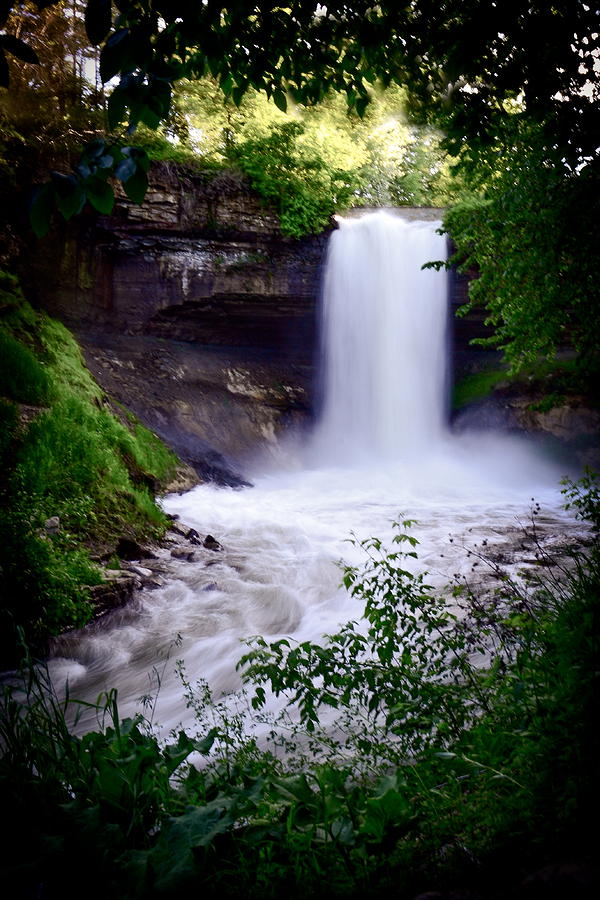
top-left (445, 135), bottom-right (600, 387)
top-left (230, 121), bottom-right (359, 238)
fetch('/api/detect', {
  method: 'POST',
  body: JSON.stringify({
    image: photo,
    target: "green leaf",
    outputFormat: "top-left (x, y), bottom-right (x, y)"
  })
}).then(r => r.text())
top-left (0, 34), bottom-right (39, 65)
top-left (114, 156), bottom-right (136, 182)
top-left (29, 182), bottom-right (55, 237)
top-left (232, 85), bottom-right (245, 107)
top-left (273, 89), bottom-right (287, 112)
top-left (220, 72), bottom-right (233, 94)
top-left (138, 103), bottom-right (161, 129)
top-left (165, 799), bottom-right (235, 850)
top-left (107, 87), bottom-right (127, 129)
top-left (85, 177), bottom-right (115, 215)
top-left (331, 816), bottom-right (355, 845)
top-left (194, 727), bottom-right (218, 755)
top-left (148, 78), bottom-right (172, 118)
top-left (100, 28), bottom-right (129, 83)
top-left (51, 172), bottom-right (86, 220)
top-left (85, 0), bottom-right (112, 46)
top-left (75, 161), bottom-right (92, 179)
top-left (82, 137), bottom-right (107, 161)
top-left (122, 166), bottom-right (148, 203)
top-left (128, 147), bottom-right (150, 172)
top-left (147, 795), bottom-right (241, 894)
top-left (355, 96), bottom-right (369, 118)
top-left (127, 98), bottom-right (143, 129)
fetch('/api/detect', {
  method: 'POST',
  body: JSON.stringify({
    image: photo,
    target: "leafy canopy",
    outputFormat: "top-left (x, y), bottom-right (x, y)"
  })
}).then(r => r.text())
top-left (79, 1), bottom-right (599, 161)
top-left (2, 1), bottom-right (598, 233)
top-left (164, 80), bottom-right (456, 235)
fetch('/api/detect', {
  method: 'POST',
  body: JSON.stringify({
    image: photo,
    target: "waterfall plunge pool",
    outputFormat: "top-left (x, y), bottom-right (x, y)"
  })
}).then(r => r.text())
top-left (47, 212), bottom-right (583, 740)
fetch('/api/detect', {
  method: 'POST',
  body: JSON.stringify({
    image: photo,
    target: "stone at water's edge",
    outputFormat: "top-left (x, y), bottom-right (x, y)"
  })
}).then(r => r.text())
top-left (162, 461), bottom-right (202, 494)
top-left (453, 390), bottom-right (600, 470)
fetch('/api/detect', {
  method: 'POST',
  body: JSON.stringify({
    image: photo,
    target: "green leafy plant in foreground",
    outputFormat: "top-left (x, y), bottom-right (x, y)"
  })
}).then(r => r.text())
top-left (0, 478), bottom-right (598, 898)
top-left (237, 514), bottom-right (566, 773)
top-left (239, 521), bottom-right (475, 763)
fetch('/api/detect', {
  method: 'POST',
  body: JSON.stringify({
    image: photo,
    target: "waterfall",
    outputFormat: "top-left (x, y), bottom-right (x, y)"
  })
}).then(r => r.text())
top-left (47, 211), bottom-right (574, 740)
top-left (311, 211), bottom-right (448, 462)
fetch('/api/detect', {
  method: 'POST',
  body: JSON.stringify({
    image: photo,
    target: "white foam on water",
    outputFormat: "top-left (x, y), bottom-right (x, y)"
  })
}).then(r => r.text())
top-left (47, 212), bottom-right (580, 738)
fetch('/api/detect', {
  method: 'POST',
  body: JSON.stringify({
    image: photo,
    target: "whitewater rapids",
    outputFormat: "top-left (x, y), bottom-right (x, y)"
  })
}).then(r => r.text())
top-left (47, 212), bottom-right (582, 737)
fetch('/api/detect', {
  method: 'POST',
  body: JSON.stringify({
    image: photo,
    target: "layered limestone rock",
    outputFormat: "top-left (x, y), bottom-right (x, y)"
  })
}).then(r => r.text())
top-left (453, 389), bottom-right (600, 469)
top-left (30, 164), bottom-right (326, 483)
top-left (27, 167), bottom-right (594, 478)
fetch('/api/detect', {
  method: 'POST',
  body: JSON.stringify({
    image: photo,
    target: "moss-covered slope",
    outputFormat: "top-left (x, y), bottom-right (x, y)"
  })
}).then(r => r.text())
top-left (0, 271), bottom-right (178, 665)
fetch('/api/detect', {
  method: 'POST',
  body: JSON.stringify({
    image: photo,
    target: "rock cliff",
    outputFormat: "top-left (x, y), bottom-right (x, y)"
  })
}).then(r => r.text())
top-left (27, 164), bottom-right (591, 481)
top-left (30, 164), bottom-right (328, 483)
top-left (453, 388), bottom-right (600, 470)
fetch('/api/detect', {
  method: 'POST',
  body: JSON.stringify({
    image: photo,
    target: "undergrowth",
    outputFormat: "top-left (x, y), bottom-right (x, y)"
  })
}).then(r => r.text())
top-left (0, 272), bottom-right (178, 664)
top-left (452, 366), bottom-right (507, 410)
top-left (0, 477), bottom-right (597, 899)
top-left (452, 355), bottom-right (595, 413)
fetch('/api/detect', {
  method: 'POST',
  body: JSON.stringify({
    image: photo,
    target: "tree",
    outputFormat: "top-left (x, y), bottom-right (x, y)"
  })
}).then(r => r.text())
top-left (173, 78), bottom-right (458, 231)
top-left (2, 2), bottom-right (599, 379)
top-left (443, 122), bottom-right (600, 379)
top-left (82, 1), bottom-right (599, 164)
top-left (1, 2), bottom-right (104, 152)
top-left (2, 1), bottom-right (597, 230)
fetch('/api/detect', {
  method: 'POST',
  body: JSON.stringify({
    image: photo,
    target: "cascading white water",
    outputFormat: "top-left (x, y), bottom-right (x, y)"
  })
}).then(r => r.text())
top-left (312, 212), bottom-right (448, 461)
top-left (47, 211), bottom-right (580, 737)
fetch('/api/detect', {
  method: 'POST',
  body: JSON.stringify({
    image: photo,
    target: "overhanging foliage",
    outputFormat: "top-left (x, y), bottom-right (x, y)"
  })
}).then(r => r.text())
top-left (2, 2), bottom-right (598, 234)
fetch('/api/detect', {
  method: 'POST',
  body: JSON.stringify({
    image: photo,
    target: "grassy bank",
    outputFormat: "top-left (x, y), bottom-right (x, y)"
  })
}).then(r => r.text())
top-left (0, 271), bottom-right (178, 665)
top-left (452, 355), bottom-right (599, 415)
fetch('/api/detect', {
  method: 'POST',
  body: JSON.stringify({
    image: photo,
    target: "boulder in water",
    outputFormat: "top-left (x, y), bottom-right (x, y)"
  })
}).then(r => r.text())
top-left (116, 537), bottom-right (158, 560)
top-left (170, 547), bottom-right (196, 561)
top-left (187, 528), bottom-right (203, 544)
top-left (203, 534), bottom-right (223, 551)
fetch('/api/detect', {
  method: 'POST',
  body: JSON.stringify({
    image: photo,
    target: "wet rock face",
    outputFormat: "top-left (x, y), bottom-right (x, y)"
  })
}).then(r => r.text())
top-left (33, 165), bottom-right (326, 479)
top-left (79, 331), bottom-right (310, 483)
top-left (91, 231), bottom-right (323, 358)
top-left (44, 165), bottom-right (326, 364)
top-left (453, 391), bottom-right (600, 469)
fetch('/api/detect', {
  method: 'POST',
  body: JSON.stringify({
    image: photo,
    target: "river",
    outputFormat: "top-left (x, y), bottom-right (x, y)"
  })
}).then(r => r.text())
top-left (47, 212), bottom-right (581, 738)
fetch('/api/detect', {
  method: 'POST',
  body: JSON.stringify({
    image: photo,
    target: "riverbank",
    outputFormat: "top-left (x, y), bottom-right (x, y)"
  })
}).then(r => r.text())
top-left (0, 272), bottom-right (188, 665)
top-left (1, 475), bottom-right (598, 900)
